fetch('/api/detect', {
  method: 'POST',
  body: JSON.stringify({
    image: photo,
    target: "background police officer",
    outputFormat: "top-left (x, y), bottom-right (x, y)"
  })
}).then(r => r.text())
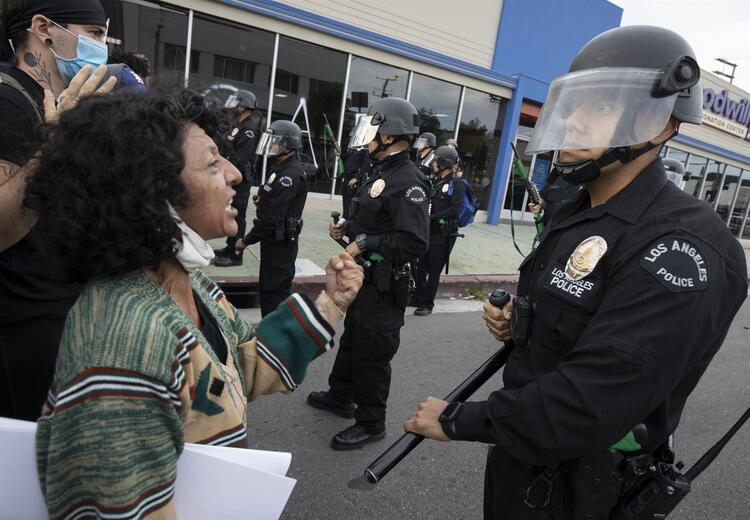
top-left (215, 89), bottom-right (262, 267)
top-left (413, 145), bottom-right (465, 316)
top-left (308, 97), bottom-right (429, 450)
top-left (341, 145), bottom-right (371, 220)
top-left (663, 157), bottom-right (687, 190)
top-left (236, 120), bottom-right (307, 316)
top-left (413, 131), bottom-right (437, 183)
top-left (404, 26), bottom-right (747, 519)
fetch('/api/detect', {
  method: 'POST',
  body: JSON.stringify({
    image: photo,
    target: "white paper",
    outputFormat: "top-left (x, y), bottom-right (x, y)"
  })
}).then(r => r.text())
top-left (184, 442), bottom-right (291, 476)
top-left (0, 419), bottom-right (296, 520)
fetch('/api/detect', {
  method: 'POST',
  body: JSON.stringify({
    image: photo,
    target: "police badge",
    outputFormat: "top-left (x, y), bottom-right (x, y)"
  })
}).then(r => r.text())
top-left (370, 179), bottom-right (385, 198)
top-left (267, 173), bottom-right (276, 184)
top-left (565, 236), bottom-right (607, 280)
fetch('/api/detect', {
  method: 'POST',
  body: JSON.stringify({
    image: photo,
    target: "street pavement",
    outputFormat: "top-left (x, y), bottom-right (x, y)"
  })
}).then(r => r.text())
top-left (238, 298), bottom-right (750, 520)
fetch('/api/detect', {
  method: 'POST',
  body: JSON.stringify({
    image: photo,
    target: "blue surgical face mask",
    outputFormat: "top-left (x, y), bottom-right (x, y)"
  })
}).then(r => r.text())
top-left (48, 21), bottom-right (108, 85)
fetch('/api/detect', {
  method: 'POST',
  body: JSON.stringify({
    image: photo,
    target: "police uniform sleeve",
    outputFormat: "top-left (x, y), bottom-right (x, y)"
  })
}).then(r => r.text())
top-left (450, 231), bottom-right (747, 466)
top-left (245, 171), bottom-right (299, 243)
top-left (364, 183), bottom-right (430, 264)
top-left (232, 125), bottom-right (259, 172)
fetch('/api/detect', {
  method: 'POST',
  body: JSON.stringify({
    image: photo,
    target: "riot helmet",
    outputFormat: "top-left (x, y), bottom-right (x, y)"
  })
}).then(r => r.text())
top-left (526, 26), bottom-right (702, 183)
top-left (413, 132), bottom-right (437, 151)
top-left (225, 90), bottom-right (257, 110)
top-left (347, 97), bottom-right (420, 150)
top-left (663, 158), bottom-right (687, 189)
top-left (255, 120), bottom-right (302, 156)
top-left (431, 145), bottom-right (459, 172)
top-left (445, 138), bottom-right (458, 149)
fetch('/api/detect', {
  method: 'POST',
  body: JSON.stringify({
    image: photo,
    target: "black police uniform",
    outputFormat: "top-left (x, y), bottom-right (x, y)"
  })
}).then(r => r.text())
top-left (413, 172), bottom-right (466, 310)
top-left (244, 154), bottom-right (308, 316)
top-left (446, 160), bottom-right (747, 519)
top-left (538, 168), bottom-right (582, 227)
top-left (223, 115), bottom-right (261, 254)
top-left (328, 151), bottom-right (429, 431)
top-left (341, 147), bottom-right (371, 220)
top-left (414, 150), bottom-right (434, 185)
top-left (0, 65), bottom-right (82, 420)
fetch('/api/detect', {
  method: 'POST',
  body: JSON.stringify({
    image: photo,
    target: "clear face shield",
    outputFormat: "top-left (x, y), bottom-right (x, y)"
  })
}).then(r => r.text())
top-left (255, 132), bottom-right (286, 156)
top-left (413, 137), bottom-right (430, 150)
top-left (347, 113), bottom-right (383, 149)
top-left (421, 151), bottom-right (436, 168)
top-left (224, 94), bottom-right (240, 109)
top-left (526, 68), bottom-right (679, 155)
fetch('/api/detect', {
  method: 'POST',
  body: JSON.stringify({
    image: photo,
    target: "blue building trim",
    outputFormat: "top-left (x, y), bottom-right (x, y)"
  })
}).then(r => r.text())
top-left (672, 133), bottom-right (750, 166)
top-left (487, 74), bottom-right (551, 224)
top-left (491, 0), bottom-right (622, 87)
top-left (219, 0), bottom-right (518, 89)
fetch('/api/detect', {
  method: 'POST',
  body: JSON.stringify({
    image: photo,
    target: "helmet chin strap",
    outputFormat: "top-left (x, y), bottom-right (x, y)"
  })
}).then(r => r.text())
top-left (553, 132), bottom-right (676, 184)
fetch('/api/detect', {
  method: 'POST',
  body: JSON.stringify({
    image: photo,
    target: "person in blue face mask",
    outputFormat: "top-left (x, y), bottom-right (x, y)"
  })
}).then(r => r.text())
top-left (0, 0), bottom-right (117, 421)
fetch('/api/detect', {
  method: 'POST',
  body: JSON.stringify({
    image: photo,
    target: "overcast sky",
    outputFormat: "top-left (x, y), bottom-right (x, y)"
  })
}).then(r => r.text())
top-left (612, 0), bottom-right (750, 92)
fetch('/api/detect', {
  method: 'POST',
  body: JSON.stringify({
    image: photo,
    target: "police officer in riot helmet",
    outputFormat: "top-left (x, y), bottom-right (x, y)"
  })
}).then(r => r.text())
top-left (405, 26), bottom-right (747, 519)
top-left (236, 119), bottom-right (308, 316)
top-left (215, 89), bottom-right (262, 267)
top-left (663, 157), bottom-right (687, 190)
top-left (308, 97), bottom-right (430, 449)
top-left (413, 145), bottom-right (465, 316)
top-left (413, 131), bottom-right (437, 181)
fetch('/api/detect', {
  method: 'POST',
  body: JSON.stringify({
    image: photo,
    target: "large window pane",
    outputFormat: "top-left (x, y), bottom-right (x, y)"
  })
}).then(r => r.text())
top-left (341, 56), bottom-right (408, 156)
top-left (683, 153), bottom-right (707, 197)
top-left (102, 0), bottom-right (188, 87)
top-left (730, 170), bottom-right (750, 236)
top-left (458, 88), bottom-right (507, 210)
top-left (272, 37), bottom-right (348, 194)
top-left (409, 73), bottom-right (462, 144)
top-left (716, 165), bottom-right (741, 220)
top-left (701, 161), bottom-right (725, 204)
top-left (188, 14), bottom-right (275, 119)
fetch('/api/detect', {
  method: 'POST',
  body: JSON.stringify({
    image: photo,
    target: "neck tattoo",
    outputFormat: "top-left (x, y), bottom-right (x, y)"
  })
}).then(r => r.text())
top-left (23, 51), bottom-right (53, 91)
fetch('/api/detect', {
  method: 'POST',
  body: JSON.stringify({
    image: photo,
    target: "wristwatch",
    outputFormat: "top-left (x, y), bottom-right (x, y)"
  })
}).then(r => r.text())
top-left (355, 233), bottom-right (367, 252)
top-left (438, 401), bottom-right (463, 438)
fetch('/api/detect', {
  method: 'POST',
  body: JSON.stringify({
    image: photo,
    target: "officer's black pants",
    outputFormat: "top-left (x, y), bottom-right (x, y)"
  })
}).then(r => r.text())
top-left (484, 447), bottom-right (573, 519)
top-left (413, 230), bottom-right (451, 310)
top-left (0, 316), bottom-right (66, 420)
top-left (225, 179), bottom-right (252, 251)
top-left (327, 283), bottom-right (404, 431)
top-left (259, 239), bottom-right (297, 317)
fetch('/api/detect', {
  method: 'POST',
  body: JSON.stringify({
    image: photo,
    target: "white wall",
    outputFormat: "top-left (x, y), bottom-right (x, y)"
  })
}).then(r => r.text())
top-left (272, 0), bottom-right (504, 68)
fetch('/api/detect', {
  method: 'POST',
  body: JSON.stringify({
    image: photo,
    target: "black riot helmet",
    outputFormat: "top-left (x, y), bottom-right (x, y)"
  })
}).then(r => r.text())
top-left (527, 26), bottom-right (702, 184)
top-left (225, 89), bottom-right (257, 110)
top-left (413, 132), bottom-right (437, 151)
top-left (255, 119), bottom-right (302, 156)
top-left (431, 145), bottom-right (459, 171)
top-left (347, 97), bottom-right (420, 152)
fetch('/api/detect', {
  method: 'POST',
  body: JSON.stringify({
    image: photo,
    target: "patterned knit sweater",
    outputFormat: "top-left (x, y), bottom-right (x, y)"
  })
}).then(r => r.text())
top-left (36, 269), bottom-right (335, 520)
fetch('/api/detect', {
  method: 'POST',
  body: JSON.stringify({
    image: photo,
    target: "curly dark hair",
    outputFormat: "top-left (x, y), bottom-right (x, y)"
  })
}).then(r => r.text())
top-left (24, 89), bottom-right (230, 282)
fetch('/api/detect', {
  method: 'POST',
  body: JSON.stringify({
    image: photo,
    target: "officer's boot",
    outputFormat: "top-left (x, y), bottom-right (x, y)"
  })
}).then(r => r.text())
top-left (214, 250), bottom-right (243, 267)
top-left (307, 390), bottom-right (356, 418)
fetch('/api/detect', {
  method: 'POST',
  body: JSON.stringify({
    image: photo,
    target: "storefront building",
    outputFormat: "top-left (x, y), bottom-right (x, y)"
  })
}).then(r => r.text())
top-left (99, 0), bottom-right (632, 223)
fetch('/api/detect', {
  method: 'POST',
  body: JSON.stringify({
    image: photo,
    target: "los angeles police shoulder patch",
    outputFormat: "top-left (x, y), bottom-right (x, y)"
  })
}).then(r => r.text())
top-left (640, 236), bottom-right (709, 292)
top-left (405, 185), bottom-right (427, 205)
top-left (279, 175), bottom-right (293, 187)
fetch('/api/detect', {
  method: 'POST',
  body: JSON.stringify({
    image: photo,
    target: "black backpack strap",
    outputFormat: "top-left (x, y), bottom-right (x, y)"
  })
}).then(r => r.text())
top-left (0, 72), bottom-right (43, 124)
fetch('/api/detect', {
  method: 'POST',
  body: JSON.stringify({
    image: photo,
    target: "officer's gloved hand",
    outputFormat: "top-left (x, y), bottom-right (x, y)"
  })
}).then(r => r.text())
top-left (483, 296), bottom-right (513, 342)
top-left (315, 252), bottom-right (364, 325)
top-left (329, 219), bottom-right (348, 240)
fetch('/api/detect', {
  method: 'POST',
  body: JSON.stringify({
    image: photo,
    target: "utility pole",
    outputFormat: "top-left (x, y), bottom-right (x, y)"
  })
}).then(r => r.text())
top-left (374, 75), bottom-right (398, 98)
top-left (713, 57), bottom-right (738, 84)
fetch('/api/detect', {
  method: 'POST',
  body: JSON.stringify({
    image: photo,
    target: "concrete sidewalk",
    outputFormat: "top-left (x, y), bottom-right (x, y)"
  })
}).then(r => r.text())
top-left (206, 193), bottom-right (750, 302)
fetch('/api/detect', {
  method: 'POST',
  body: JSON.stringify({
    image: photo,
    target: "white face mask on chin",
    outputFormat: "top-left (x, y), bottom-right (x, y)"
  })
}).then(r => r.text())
top-left (167, 202), bottom-right (215, 272)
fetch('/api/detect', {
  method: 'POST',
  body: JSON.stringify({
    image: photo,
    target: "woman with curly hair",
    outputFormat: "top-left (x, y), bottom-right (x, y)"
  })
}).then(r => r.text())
top-left (25, 89), bottom-right (363, 519)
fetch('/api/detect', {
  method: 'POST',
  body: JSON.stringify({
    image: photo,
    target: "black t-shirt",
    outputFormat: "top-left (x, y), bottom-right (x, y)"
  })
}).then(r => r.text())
top-left (0, 65), bottom-right (82, 325)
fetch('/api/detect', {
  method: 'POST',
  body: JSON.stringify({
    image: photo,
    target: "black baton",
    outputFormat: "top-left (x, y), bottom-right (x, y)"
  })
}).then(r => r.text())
top-left (363, 289), bottom-right (512, 484)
